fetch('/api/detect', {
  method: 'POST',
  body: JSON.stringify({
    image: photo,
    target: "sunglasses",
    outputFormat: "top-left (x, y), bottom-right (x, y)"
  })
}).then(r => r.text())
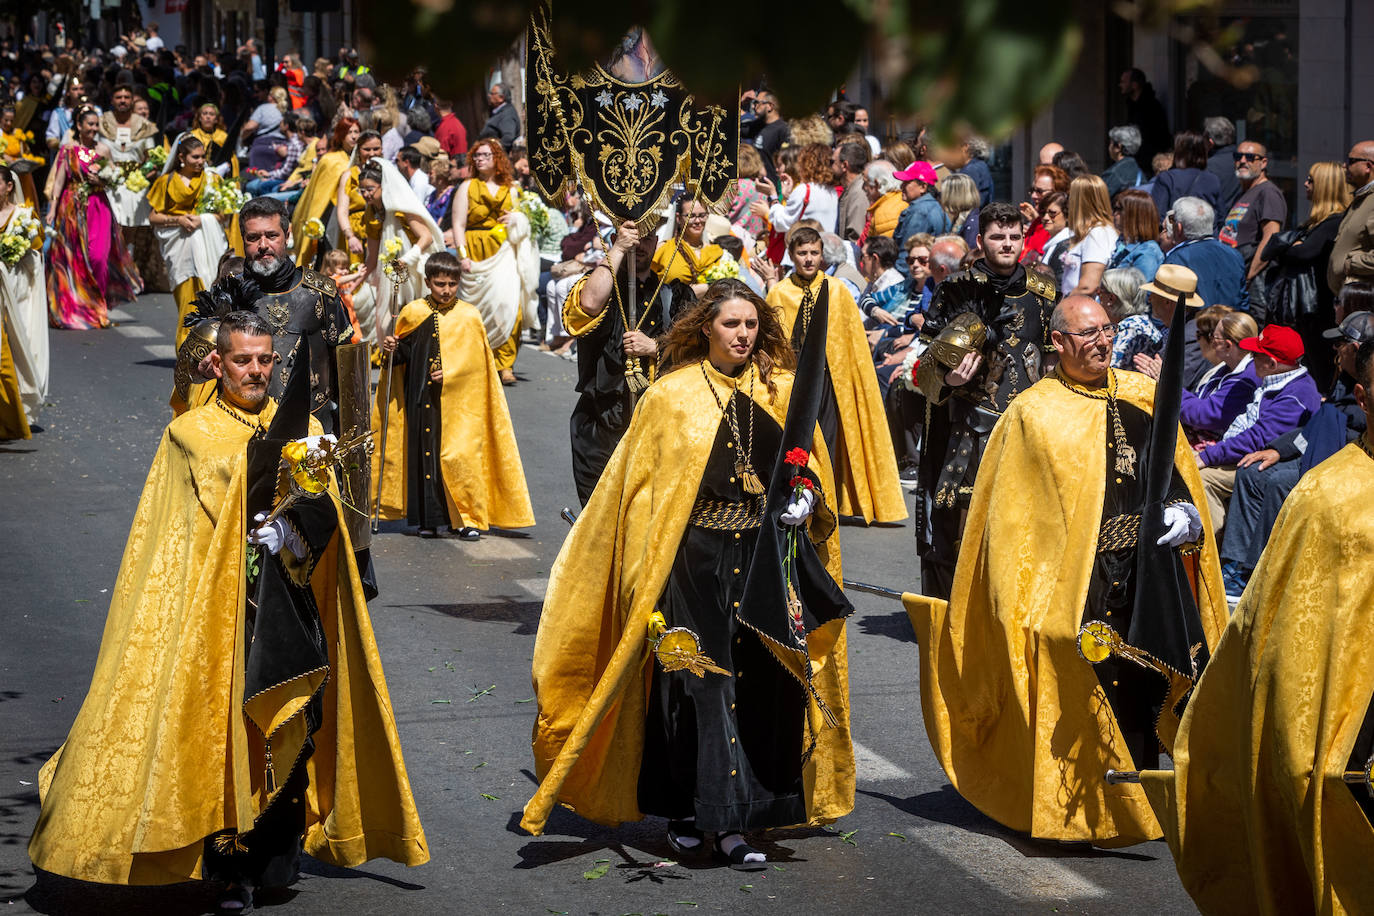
top-left (1348, 156), bottom-right (1374, 167)
top-left (1232, 152), bottom-right (1265, 162)
top-left (907, 255), bottom-right (929, 265)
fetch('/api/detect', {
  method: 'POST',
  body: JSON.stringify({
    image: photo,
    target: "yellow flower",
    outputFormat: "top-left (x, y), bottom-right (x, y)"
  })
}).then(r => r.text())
top-left (383, 237), bottom-right (404, 259)
top-left (124, 171), bottom-right (149, 193)
top-left (304, 218), bottom-right (324, 239)
top-left (282, 440), bottom-right (308, 463)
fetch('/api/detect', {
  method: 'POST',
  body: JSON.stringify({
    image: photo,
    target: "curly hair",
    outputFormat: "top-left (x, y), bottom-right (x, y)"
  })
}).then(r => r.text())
top-left (796, 143), bottom-right (833, 186)
top-left (788, 115), bottom-right (833, 148)
top-left (469, 137), bottom-right (514, 186)
top-left (658, 278), bottom-right (795, 398)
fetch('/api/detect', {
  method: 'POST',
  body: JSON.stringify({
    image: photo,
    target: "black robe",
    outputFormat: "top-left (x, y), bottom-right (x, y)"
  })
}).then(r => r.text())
top-left (389, 310), bottom-right (460, 530)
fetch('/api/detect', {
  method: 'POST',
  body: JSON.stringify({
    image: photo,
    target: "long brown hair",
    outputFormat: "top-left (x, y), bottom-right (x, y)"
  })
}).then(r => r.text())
top-left (658, 278), bottom-right (795, 398)
top-left (1113, 188), bottom-right (1160, 244)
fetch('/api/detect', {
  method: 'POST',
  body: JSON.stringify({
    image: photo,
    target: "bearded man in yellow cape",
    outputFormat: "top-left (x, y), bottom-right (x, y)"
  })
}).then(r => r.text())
top-left (1139, 341), bottom-right (1374, 914)
top-left (28, 314), bottom-right (427, 907)
top-left (905, 296), bottom-right (1229, 847)
top-left (764, 226), bottom-right (906, 525)
top-left (373, 252), bottom-right (534, 537)
top-left (522, 279), bottom-right (854, 870)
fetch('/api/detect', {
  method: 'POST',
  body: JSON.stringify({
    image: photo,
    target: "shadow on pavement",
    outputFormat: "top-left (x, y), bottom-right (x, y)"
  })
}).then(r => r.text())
top-left (859, 786), bottom-right (1159, 861)
top-left (853, 608), bottom-right (916, 643)
top-left (412, 598), bottom-right (542, 635)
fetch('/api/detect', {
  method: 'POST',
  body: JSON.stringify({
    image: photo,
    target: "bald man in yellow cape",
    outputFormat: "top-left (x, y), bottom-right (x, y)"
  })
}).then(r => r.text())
top-left (1140, 427), bottom-right (1374, 913)
top-left (28, 351), bottom-right (427, 886)
top-left (765, 230), bottom-right (906, 525)
top-left (373, 286), bottom-right (535, 535)
top-left (521, 360), bottom-right (854, 837)
top-left (905, 298), bottom-right (1229, 847)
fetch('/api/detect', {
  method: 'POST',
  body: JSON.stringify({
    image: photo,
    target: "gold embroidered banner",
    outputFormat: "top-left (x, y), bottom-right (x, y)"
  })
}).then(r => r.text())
top-left (526, 7), bottom-right (738, 228)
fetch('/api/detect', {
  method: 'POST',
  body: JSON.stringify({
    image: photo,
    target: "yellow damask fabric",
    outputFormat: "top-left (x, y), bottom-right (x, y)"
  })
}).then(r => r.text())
top-left (904, 370), bottom-right (1228, 847)
top-left (521, 361), bottom-right (854, 835)
top-left (291, 150), bottom-right (349, 264)
top-left (372, 297), bottom-right (535, 530)
top-left (766, 274), bottom-right (907, 524)
top-left (651, 240), bottom-right (723, 285)
top-left (464, 180), bottom-right (513, 262)
top-left (28, 398), bottom-right (428, 884)
top-left (0, 319), bottom-right (30, 440)
top-left (1141, 441), bottom-right (1374, 914)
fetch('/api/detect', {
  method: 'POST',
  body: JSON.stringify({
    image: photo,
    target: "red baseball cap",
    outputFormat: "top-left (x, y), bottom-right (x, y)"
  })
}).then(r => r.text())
top-left (893, 160), bottom-right (938, 186)
top-left (1239, 324), bottom-right (1305, 364)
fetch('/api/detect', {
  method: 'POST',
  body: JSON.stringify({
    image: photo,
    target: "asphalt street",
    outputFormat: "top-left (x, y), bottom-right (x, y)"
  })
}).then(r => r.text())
top-left (0, 291), bottom-right (1200, 915)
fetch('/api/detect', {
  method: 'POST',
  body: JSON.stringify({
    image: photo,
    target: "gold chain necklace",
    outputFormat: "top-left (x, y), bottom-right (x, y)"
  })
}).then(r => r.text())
top-left (791, 273), bottom-right (818, 338)
top-left (700, 359), bottom-right (766, 495)
top-left (1053, 368), bottom-right (1136, 478)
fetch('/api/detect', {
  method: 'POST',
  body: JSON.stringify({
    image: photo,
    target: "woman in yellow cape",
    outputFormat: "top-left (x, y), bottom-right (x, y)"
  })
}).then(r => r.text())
top-left (522, 279), bottom-right (854, 868)
top-left (651, 196), bottom-right (724, 297)
top-left (146, 134), bottom-right (230, 346)
top-left (1141, 420), bottom-right (1374, 913)
top-left (184, 103), bottom-right (240, 181)
top-left (372, 252), bottom-right (534, 536)
top-left (290, 117), bottom-right (358, 267)
top-left (905, 358), bottom-right (1229, 847)
top-left (764, 226), bottom-right (906, 524)
top-left (28, 375), bottom-right (427, 887)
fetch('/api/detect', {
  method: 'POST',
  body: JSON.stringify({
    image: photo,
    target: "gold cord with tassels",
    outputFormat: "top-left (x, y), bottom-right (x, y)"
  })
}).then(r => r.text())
top-left (700, 359), bottom-right (765, 495)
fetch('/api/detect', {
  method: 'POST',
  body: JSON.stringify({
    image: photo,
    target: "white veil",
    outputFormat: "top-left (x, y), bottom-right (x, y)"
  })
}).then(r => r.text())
top-left (153, 132), bottom-right (228, 289)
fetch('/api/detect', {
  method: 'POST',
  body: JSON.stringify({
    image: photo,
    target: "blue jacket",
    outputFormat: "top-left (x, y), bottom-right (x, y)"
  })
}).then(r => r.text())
top-left (1109, 239), bottom-right (1164, 282)
top-left (1199, 369), bottom-right (1322, 466)
top-left (894, 195), bottom-right (950, 276)
top-left (1163, 238), bottom-right (1249, 310)
top-left (961, 159), bottom-right (994, 208)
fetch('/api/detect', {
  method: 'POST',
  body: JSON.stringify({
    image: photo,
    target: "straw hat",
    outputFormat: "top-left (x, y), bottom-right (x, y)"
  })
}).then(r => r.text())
top-left (1138, 263), bottom-right (1203, 308)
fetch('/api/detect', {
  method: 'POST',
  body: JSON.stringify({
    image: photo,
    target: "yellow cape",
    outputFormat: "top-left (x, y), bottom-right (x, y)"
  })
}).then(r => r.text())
top-left (146, 170), bottom-right (204, 215)
top-left (651, 239), bottom-right (722, 285)
top-left (521, 361), bottom-right (854, 835)
top-left (905, 370), bottom-right (1228, 846)
top-left (765, 274), bottom-right (907, 524)
top-left (0, 318), bottom-right (30, 440)
top-left (291, 150), bottom-right (350, 265)
top-left (372, 297), bottom-right (535, 530)
top-left (28, 397), bottom-right (428, 884)
top-left (1141, 441), bottom-right (1374, 913)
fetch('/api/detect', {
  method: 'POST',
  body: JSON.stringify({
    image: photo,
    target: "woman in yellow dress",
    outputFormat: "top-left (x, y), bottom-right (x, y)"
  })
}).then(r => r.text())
top-left (290, 116), bottom-right (358, 266)
top-left (146, 135), bottom-right (229, 345)
top-left (336, 129), bottom-right (384, 267)
top-left (184, 103), bottom-right (238, 180)
top-left (652, 196), bottom-right (723, 298)
top-left (452, 138), bottom-right (538, 386)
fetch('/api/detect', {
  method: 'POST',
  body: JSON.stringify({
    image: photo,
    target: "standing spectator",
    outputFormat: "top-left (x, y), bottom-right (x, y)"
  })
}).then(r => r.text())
top-left (433, 97), bottom-right (468, 157)
top-left (882, 140), bottom-right (915, 172)
top-left (1052, 149), bottom-right (1092, 181)
top-left (144, 22), bottom-right (164, 52)
top-left (1161, 196), bottom-right (1247, 310)
top-left (477, 82), bottom-right (520, 151)
top-left (397, 146), bottom-right (433, 203)
top-left (1196, 324), bottom-right (1322, 533)
top-left (1120, 68), bottom-right (1171, 170)
top-left (1038, 142), bottom-right (1064, 166)
top-left (1060, 174), bottom-right (1118, 297)
top-left (748, 91), bottom-right (788, 186)
top-left (1034, 191), bottom-right (1072, 284)
top-left (1139, 151), bottom-right (1173, 198)
top-left (959, 136), bottom-right (993, 208)
top-left (1265, 161), bottom-right (1351, 390)
top-left (1203, 116), bottom-right (1242, 217)
top-left (754, 144), bottom-right (837, 256)
top-left (862, 160), bottom-right (905, 239)
top-left (938, 173), bottom-right (981, 251)
top-left (1107, 188), bottom-right (1164, 281)
top-left (891, 160), bottom-right (948, 274)
top-left (1219, 140), bottom-right (1287, 318)
top-left (401, 108), bottom-right (432, 147)
top-left (1101, 125), bottom-right (1143, 198)
top-left (852, 106), bottom-right (880, 156)
top-left (1327, 140), bottom-right (1374, 294)
top-left (824, 99), bottom-right (856, 136)
top-left (726, 144), bottom-right (768, 239)
top-left (833, 137), bottom-right (871, 241)
top-left (1150, 131), bottom-right (1221, 218)
top-left (1020, 165), bottom-right (1069, 261)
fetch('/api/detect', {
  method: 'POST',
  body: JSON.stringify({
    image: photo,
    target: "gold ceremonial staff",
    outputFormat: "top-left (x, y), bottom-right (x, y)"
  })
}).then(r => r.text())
top-left (1106, 763), bottom-right (1374, 795)
top-left (371, 254), bottom-right (410, 532)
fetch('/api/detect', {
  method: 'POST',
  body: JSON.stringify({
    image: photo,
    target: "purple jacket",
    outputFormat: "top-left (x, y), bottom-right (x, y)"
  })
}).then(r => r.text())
top-left (1198, 369), bottom-right (1322, 466)
top-left (1180, 360), bottom-right (1260, 437)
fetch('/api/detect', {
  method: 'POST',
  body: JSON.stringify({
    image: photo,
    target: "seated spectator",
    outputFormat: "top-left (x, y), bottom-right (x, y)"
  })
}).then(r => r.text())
top-left (1101, 125), bottom-right (1143, 198)
top-left (1150, 130), bottom-right (1221, 217)
top-left (1098, 266), bottom-right (1147, 322)
top-left (863, 160), bottom-right (905, 239)
top-left (1178, 307), bottom-right (1260, 441)
top-left (1197, 324), bottom-right (1323, 533)
top-left (1033, 190), bottom-right (1072, 285)
top-left (821, 231), bottom-right (866, 302)
top-left (857, 236), bottom-right (905, 327)
top-left (1138, 150), bottom-right (1173, 197)
top-left (873, 234), bottom-right (966, 389)
top-left (892, 160), bottom-right (948, 272)
top-left (1160, 196), bottom-right (1247, 309)
top-left (1336, 280), bottom-right (1374, 323)
top-left (1218, 321), bottom-right (1372, 595)
top-left (1112, 263), bottom-right (1201, 369)
top-left (1020, 165), bottom-right (1069, 262)
top-left (900, 233), bottom-right (937, 323)
top-left (1107, 188), bottom-right (1163, 281)
top-left (939, 172), bottom-right (981, 251)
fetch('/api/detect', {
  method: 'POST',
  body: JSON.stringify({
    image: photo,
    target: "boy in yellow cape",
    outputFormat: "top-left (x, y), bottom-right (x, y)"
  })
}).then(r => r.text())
top-left (765, 226), bottom-right (906, 525)
top-left (28, 313), bottom-right (427, 909)
top-left (374, 251), bottom-right (534, 538)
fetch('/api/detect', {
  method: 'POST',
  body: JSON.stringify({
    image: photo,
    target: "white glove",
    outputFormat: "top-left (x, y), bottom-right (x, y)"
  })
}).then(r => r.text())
top-left (303, 433), bottom-right (337, 463)
top-left (249, 511), bottom-right (306, 559)
top-left (211, 162), bottom-right (232, 178)
top-left (1156, 503), bottom-right (1202, 548)
top-left (780, 488), bottom-right (816, 527)
top-left (400, 242), bottom-right (424, 268)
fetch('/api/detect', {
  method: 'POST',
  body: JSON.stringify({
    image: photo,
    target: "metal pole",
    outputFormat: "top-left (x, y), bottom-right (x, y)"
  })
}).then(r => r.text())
top-left (372, 270), bottom-right (405, 531)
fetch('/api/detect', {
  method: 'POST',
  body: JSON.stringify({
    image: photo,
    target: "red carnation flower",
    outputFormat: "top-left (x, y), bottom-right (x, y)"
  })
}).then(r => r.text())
top-left (785, 447), bottom-right (809, 467)
top-left (789, 475), bottom-right (814, 491)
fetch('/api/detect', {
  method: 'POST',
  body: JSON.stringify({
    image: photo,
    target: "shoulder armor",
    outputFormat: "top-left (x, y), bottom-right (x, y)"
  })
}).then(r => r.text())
top-left (300, 267), bottom-right (338, 297)
top-left (1024, 269), bottom-right (1057, 302)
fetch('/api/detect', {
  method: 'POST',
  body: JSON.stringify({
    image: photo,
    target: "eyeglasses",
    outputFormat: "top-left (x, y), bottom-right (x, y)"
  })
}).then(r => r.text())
top-left (1232, 151), bottom-right (1265, 162)
top-left (685, 213), bottom-right (707, 221)
top-left (1062, 324), bottom-right (1117, 342)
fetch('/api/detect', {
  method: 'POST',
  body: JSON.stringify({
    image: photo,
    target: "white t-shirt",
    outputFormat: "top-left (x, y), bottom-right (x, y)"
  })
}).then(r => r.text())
top-left (145, 35), bottom-right (164, 51)
top-left (1059, 225), bottom-right (1119, 294)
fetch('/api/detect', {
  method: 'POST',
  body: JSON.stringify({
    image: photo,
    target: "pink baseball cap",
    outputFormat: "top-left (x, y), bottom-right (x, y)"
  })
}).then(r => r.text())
top-left (893, 160), bottom-right (938, 185)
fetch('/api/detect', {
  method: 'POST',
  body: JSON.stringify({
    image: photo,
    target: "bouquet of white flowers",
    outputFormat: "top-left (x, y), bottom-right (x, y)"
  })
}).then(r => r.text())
top-left (196, 175), bottom-right (250, 216)
top-left (95, 158), bottom-right (125, 188)
top-left (516, 188), bottom-right (551, 246)
top-left (898, 340), bottom-right (927, 393)
top-left (699, 250), bottom-right (742, 283)
top-left (0, 210), bottom-right (41, 267)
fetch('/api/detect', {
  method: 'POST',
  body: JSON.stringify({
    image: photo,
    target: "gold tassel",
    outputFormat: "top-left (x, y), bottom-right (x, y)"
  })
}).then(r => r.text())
top-left (212, 832), bottom-right (250, 855)
top-left (625, 359), bottom-right (650, 395)
top-left (741, 467), bottom-right (765, 495)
